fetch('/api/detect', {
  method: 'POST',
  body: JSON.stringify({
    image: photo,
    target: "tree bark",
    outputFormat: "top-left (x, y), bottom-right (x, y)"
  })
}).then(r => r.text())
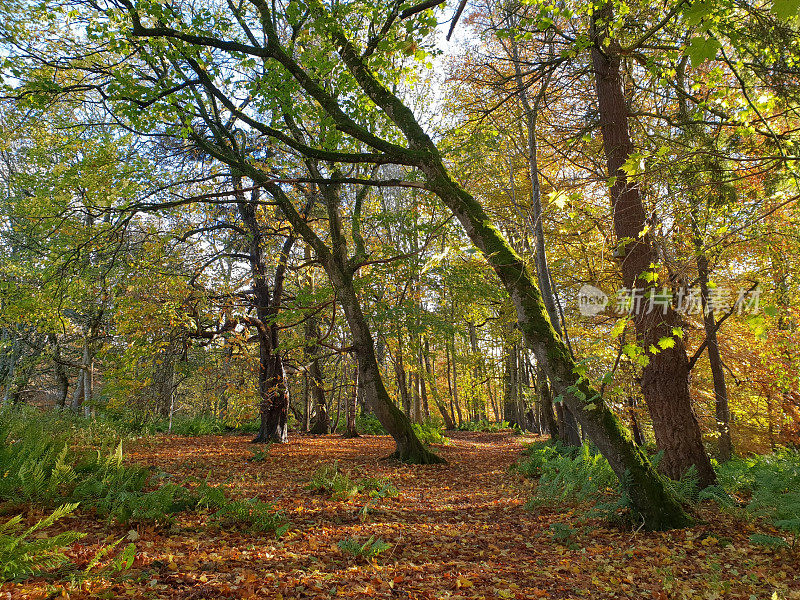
top-left (503, 343), bottom-right (520, 427)
top-left (694, 238), bottom-right (732, 461)
top-left (418, 347), bottom-right (430, 421)
top-left (425, 339), bottom-right (455, 429)
top-left (589, 6), bottom-right (715, 486)
top-left (49, 334), bottom-right (70, 408)
top-left (343, 362), bottom-right (360, 438)
top-left (233, 175), bottom-right (293, 444)
top-left (445, 340), bottom-right (461, 427)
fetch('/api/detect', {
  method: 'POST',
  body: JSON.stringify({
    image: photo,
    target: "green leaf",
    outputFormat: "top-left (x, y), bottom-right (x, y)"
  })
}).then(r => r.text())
top-left (686, 36), bottom-right (721, 67)
top-left (771, 0), bottom-right (800, 19)
top-left (657, 336), bottom-right (676, 349)
top-left (683, 0), bottom-right (715, 26)
top-left (611, 317), bottom-right (629, 338)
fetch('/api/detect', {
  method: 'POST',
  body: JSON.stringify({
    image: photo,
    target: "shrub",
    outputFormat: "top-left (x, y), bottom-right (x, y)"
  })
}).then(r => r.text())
top-left (161, 414), bottom-right (226, 436)
top-left (457, 419), bottom-right (514, 433)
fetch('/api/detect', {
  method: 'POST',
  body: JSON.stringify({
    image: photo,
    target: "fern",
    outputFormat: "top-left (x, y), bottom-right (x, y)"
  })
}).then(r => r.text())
top-left (308, 462), bottom-right (396, 503)
top-left (211, 498), bottom-right (289, 535)
top-left (337, 535), bottom-right (392, 559)
top-left (307, 462), bottom-right (360, 500)
top-left (193, 479), bottom-right (228, 510)
top-left (0, 504), bottom-right (85, 581)
top-left (529, 443), bottom-right (617, 506)
top-left (717, 449), bottom-right (800, 546)
top-left (411, 421), bottom-right (449, 445)
top-left (76, 539), bottom-right (137, 584)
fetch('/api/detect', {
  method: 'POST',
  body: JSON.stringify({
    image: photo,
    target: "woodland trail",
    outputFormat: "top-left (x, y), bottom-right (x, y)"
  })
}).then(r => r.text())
top-left (124, 431), bottom-right (544, 599)
top-left (14, 432), bottom-right (796, 599)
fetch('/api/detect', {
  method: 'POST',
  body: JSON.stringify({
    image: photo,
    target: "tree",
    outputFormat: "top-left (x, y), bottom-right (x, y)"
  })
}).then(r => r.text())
top-left (589, 2), bottom-right (716, 486)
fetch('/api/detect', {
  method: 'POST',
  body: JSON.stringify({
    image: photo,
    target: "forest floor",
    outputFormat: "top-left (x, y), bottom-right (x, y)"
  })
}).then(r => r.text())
top-left (5, 431), bottom-right (799, 599)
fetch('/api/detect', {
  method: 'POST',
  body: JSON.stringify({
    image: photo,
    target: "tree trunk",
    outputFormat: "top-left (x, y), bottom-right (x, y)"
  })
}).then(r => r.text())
top-left (403, 132), bottom-right (691, 526)
top-left (308, 356), bottom-right (329, 434)
top-left (535, 362), bottom-right (560, 440)
top-left (233, 175), bottom-right (293, 444)
top-left (71, 367), bottom-right (84, 412)
top-left (692, 220), bottom-right (732, 461)
top-left (418, 347), bottom-right (430, 421)
top-left (445, 341), bottom-right (459, 427)
top-left (628, 397), bottom-right (646, 447)
top-left (509, 33), bottom-right (580, 443)
top-left (425, 339), bottom-right (455, 429)
top-left (394, 333), bottom-right (411, 417)
top-left (50, 334), bottom-right (69, 408)
top-left (203, 28), bottom-right (687, 525)
top-left (503, 343), bottom-right (519, 427)
top-left (589, 7), bottom-right (715, 487)
top-left (327, 263), bottom-right (443, 463)
top-left (303, 372), bottom-right (310, 432)
top-left (304, 246), bottom-right (330, 434)
top-left (253, 351), bottom-right (289, 443)
top-left (343, 362), bottom-right (360, 438)
top-left (71, 337), bottom-right (91, 413)
top-left (253, 174), bottom-right (440, 463)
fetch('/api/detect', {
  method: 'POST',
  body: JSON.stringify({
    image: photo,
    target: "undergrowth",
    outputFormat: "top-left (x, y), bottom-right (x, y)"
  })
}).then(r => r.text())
top-left (457, 419), bottom-right (520, 433)
top-left (0, 504), bottom-right (85, 581)
top-left (412, 419), bottom-right (449, 445)
top-left (515, 439), bottom-right (800, 545)
top-left (0, 409), bottom-right (289, 582)
top-left (0, 503), bottom-right (137, 583)
top-left (337, 535), bottom-right (392, 559)
top-left (716, 449), bottom-right (800, 548)
top-left (308, 462), bottom-right (399, 519)
top-left (308, 461), bottom-right (396, 500)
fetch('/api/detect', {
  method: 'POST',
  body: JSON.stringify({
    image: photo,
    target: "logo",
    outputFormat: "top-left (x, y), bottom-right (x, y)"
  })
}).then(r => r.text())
top-left (578, 284), bottom-right (609, 316)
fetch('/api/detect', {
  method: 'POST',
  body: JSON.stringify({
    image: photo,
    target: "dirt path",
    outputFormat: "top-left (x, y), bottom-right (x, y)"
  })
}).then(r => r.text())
top-left (124, 432), bottom-right (547, 599)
